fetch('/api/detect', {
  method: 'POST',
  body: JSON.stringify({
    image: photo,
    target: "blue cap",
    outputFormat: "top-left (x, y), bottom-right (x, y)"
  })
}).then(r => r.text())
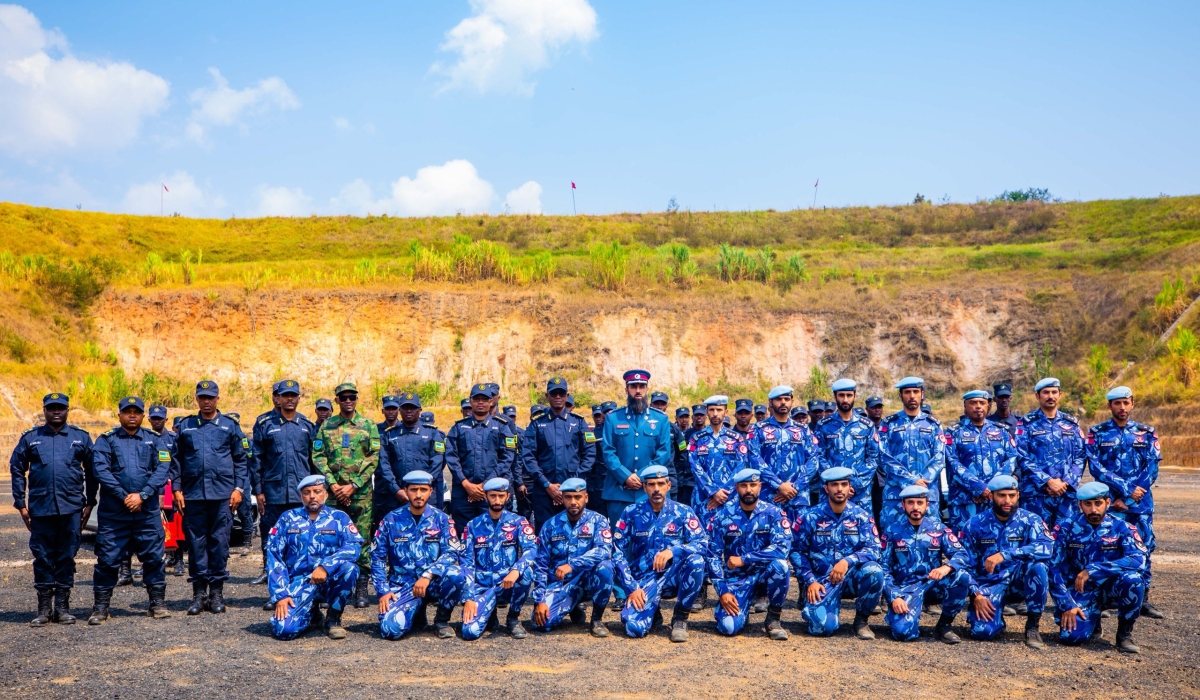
top-left (298, 474), bottom-right (326, 490)
top-left (1106, 386), bottom-right (1132, 401)
top-left (315, 398), bottom-right (333, 410)
top-left (560, 478), bottom-right (589, 492)
top-left (754, 404), bottom-right (766, 413)
top-left (42, 392), bottom-right (69, 407)
top-left (591, 404), bottom-right (603, 415)
top-left (899, 484), bottom-right (929, 499)
top-left (992, 383), bottom-right (1013, 397)
top-left (639, 465), bottom-right (670, 480)
top-left (831, 378), bottom-right (857, 392)
top-left (733, 468), bottom-right (761, 484)
top-left (734, 398), bottom-right (753, 412)
top-left (987, 474), bottom-right (1019, 491)
top-left (531, 405), bottom-right (546, 417)
top-left (623, 369), bottom-right (651, 384)
top-left (895, 376), bottom-right (924, 390)
top-left (821, 467), bottom-right (854, 483)
top-left (691, 404), bottom-right (706, 415)
top-left (767, 385), bottom-right (793, 400)
top-left (547, 377), bottom-right (569, 393)
top-left (403, 470), bottom-right (434, 486)
top-left (483, 477), bottom-right (510, 492)
top-left (461, 398), bottom-right (471, 409)
top-left (470, 383), bottom-right (495, 399)
top-left (118, 396), bottom-right (145, 411)
top-left (420, 411), bottom-right (434, 424)
top-left (705, 395), bottom-right (728, 406)
top-left (566, 394), bottom-right (576, 406)
top-left (790, 405), bottom-right (808, 416)
top-left (962, 390), bottom-right (989, 401)
top-left (398, 392), bottom-right (421, 408)
top-left (1034, 377), bottom-right (1060, 392)
top-left (195, 380), bottom-right (219, 397)
top-left (807, 400), bottom-right (822, 411)
top-left (865, 396), bottom-right (883, 408)
top-left (274, 379), bottom-right (301, 395)
top-left (148, 405), bottom-right (167, 419)
top-left (675, 407), bottom-right (689, 417)
top-left (601, 401), bottom-right (618, 412)
top-left (381, 395), bottom-right (400, 409)
top-left (502, 405), bottom-right (517, 417)
top-left (1077, 482), bottom-right (1111, 500)
top-left (650, 391), bottom-right (669, 404)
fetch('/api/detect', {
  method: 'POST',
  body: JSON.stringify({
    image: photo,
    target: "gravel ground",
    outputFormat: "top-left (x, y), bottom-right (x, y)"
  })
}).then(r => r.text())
top-left (1, 475), bottom-right (1198, 699)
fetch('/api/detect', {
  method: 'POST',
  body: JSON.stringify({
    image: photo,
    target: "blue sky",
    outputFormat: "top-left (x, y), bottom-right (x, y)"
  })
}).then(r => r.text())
top-left (1, 1), bottom-right (1197, 217)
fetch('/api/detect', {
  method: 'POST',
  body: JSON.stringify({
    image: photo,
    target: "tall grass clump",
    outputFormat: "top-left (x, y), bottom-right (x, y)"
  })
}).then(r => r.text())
top-left (589, 242), bottom-right (628, 291)
top-left (717, 244), bottom-right (753, 282)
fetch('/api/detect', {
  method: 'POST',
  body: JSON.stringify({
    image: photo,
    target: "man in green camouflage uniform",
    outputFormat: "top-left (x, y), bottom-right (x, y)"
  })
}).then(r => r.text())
top-left (312, 382), bottom-right (380, 608)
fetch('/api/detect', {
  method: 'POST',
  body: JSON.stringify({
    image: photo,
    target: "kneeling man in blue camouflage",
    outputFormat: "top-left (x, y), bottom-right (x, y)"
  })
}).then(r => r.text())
top-left (531, 478), bottom-right (616, 637)
top-left (792, 467), bottom-right (884, 639)
top-left (613, 466), bottom-right (708, 642)
top-left (266, 474), bottom-right (363, 640)
top-left (460, 478), bottom-right (537, 640)
top-left (707, 468), bottom-right (792, 639)
top-left (372, 470), bottom-right (468, 639)
top-left (880, 484), bottom-right (970, 643)
top-left (1051, 481), bottom-right (1147, 653)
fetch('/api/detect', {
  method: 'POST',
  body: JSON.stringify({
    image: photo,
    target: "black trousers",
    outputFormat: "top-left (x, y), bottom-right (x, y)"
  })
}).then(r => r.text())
top-left (95, 510), bottom-right (165, 593)
top-left (530, 489), bottom-right (563, 535)
top-left (449, 486), bottom-right (487, 537)
top-left (183, 499), bottom-right (233, 584)
top-left (29, 512), bottom-right (81, 591)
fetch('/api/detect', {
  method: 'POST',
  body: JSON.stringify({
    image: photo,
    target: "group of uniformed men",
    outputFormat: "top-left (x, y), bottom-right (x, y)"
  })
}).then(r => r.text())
top-left (10, 367), bottom-right (1160, 652)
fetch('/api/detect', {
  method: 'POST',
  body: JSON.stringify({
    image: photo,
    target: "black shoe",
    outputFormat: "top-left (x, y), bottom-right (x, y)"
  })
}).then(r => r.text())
top-left (925, 603), bottom-right (942, 616)
top-left (52, 588), bottom-right (75, 624)
top-left (413, 603), bottom-right (429, 632)
top-left (308, 605), bottom-right (326, 630)
top-left (31, 589), bottom-right (54, 627)
top-left (609, 597), bottom-right (624, 612)
top-left (691, 583), bottom-right (708, 614)
top-left (172, 552), bottom-right (186, 577)
top-left (250, 570), bottom-right (268, 586)
top-left (590, 620), bottom-right (610, 637)
top-left (507, 618), bottom-right (527, 639)
top-left (353, 578), bottom-right (370, 609)
top-left (934, 615), bottom-right (960, 644)
top-left (569, 605), bottom-right (586, 625)
top-left (853, 612), bottom-right (875, 640)
top-left (263, 600), bottom-right (276, 612)
top-left (752, 596), bottom-right (769, 614)
top-left (434, 605), bottom-right (454, 638)
top-left (766, 606), bottom-right (789, 640)
top-left (116, 557), bottom-right (134, 587)
top-left (87, 590), bottom-right (112, 626)
top-left (1012, 601), bottom-right (1028, 615)
top-left (1116, 618), bottom-right (1140, 654)
top-left (206, 582), bottom-right (226, 613)
top-left (147, 584), bottom-right (171, 619)
top-left (1089, 618), bottom-right (1103, 641)
top-left (324, 607), bottom-right (347, 640)
top-left (187, 582), bottom-right (207, 615)
top-left (1024, 613), bottom-right (1044, 649)
top-left (1141, 602), bottom-right (1164, 620)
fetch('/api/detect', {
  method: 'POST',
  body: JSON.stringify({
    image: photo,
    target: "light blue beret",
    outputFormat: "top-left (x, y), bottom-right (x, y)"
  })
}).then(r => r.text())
top-left (704, 395), bottom-right (729, 406)
top-left (560, 478), bottom-right (588, 492)
top-left (767, 385), bottom-right (794, 400)
top-left (987, 474), bottom-right (1019, 491)
top-left (821, 467), bottom-right (854, 483)
top-left (403, 470), bottom-right (433, 485)
top-left (298, 474), bottom-right (326, 490)
top-left (483, 477), bottom-right (510, 492)
top-left (962, 390), bottom-right (990, 401)
top-left (1106, 386), bottom-right (1132, 401)
top-left (732, 468), bottom-right (761, 484)
top-left (639, 465), bottom-right (670, 480)
top-left (831, 378), bottom-right (857, 392)
top-left (895, 376), bottom-right (924, 390)
top-left (899, 484), bottom-right (929, 499)
top-left (1076, 482), bottom-right (1111, 500)
top-left (1034, 377), bottom-right (1060, 392)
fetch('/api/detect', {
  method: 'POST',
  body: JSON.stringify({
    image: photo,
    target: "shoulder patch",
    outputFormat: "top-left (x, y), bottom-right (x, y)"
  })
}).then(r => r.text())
top-left (504, 436), bottom-right (518, 449)
top-left (434, 440), bottom-right (445, 453)
top-left (584, 431), bottom-right (597, 443)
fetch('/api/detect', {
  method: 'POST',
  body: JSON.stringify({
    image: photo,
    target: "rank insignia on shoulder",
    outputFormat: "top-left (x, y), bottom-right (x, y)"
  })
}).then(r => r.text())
top-left (434, 441), bottom-right (445, 453)
top-left (505, 436), bottom-right (517, 449)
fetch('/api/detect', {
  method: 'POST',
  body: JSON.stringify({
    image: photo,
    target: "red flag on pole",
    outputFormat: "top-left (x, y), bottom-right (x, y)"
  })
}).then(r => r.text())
top-left (163, 184), bottom-right (169, 192)
top-left (571, 182), bottom-right (576, 189)
top-left (813, 179), bottom-right (818, 188)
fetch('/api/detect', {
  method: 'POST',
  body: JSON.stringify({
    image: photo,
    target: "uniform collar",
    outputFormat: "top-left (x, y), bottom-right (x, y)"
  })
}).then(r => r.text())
top-left (40, 423), bottom-right (71, 436)
top-left (765, 416), bottom-right (792, 428)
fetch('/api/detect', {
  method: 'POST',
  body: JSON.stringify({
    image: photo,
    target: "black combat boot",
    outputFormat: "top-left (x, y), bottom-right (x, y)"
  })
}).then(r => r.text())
top-left (853, 611), bottom-right (875, 640)
top-left (765, 605), bottom-right (789, 640)
top-left (206, 581), bottom-right (226, 613)
top-left (1140, 601), bottom-right (1164, 620)
top-left (506, 612), bottom-right (527, 639)
top-left (250, 561), bottom-right (268, 586)
top-left (186, 581), bottom-right (207, 615)
top-left (147, 583), bottom-right (171, 619)
top-left (434, 604), bottom-right (455, 638)
top-left (353, 577), bottom-right (369, 608)
top-left (752, 595), bottom-right (769, 614)
top-left (590, 603), bottom-right (609, 637)
top-left (52, 587), bottom-right (76, 624)
top-left (308, 603), bottom-right (325, 630)
top-left (691, 581), bottom-right (708, 613)
top-left (568, 603), bottom-right (586, 625)
top-left (1116, 618), bottom-right (1140, 654)
top-left (87, 590), bottom-right (112, 625)
top-left (933, 614), bottom-right (961, 644)
top-left (30, 589), bottom-right (54, 627)
top-left (324, 607), bottom-right (347, 640)
top-left (670, 607), bottom-right (690, 643)
top-left (116, 556), bottom-right (134, 586)
top-left (412, 602), bottom-right (429, 631)
top-left (172, 549), bottom-right (187, 577)
top-left (1024, 613), bottom-right (1044, 649)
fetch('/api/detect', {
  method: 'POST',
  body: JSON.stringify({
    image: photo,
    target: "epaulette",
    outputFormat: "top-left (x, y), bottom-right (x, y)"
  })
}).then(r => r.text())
top-left (493, 414), bottom-right (509, 424)
top-left (255, 411), bottom-right (275, 424)
top-left (1060, 411), bottom-right (1078, 424)
top-left (649, 406), bottom-right (667, 416)
top-left (816, 414), bottom-right (834, 426)
top-left (882, 413), bottom-right (901, 424)
top-left (568, 411), bottom-right (586, 421)
top-left (1024, 410), bottom-right (1041, 422)
top-left (102, 428), bottom-right (117, 437)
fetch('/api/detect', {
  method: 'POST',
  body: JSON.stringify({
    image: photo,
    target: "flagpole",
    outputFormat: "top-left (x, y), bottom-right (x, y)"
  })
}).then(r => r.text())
top-left (812, 178), bottom-right (819, 209)
top-left (161, 183), bottom-right (164, 217)
top-left (571, 185), bottom-right (577, 215)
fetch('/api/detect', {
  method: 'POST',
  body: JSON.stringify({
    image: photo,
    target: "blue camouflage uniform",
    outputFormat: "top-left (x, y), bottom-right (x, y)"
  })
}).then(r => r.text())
top-left (377, 422), bottom-right (446, 517)
top-left (252, 409), bottom-right (318, 553)
top-left (613, 498), bottom-right (707, 637)
top-left (958, 506), bottom-right (1053, 639)
top-left (444, 412), bottom-right (517, 533)
top-left (371, 505), bottom-right (468, 639)
top-left (91, 425), bottom-right (172, 594)
top-left (530, 509), bottom-right (615, 631)
top-left (1087, 419), bottom-right (1159, 586)
top-left (813, 412), bottom-right (880, 509)
top-left (169, 410), bottom-right (249, 585)
top-left (880, 517), bottom-right (970, 640)
top-left (790, 500), bottom-right (884, 636)
top-left (944, 418), bottom-right (1018, 532)
top-left (753, 417), bottom-right (821, 522)
top-left (459, 510), bottom-right (537, 640)
top-left (265, 505), bottom-right (362, 639)
top-left (520, 408), bottom-right (597, 532)
top-left (1049, 510), bottom-right (1147, 643)
top-left (689, 426), bottom-right (766, 525)
top-left (1016, 409), bottom-right (1086, 528)
top-left (9, 420), bottom-right (96, 594)
top-left (878, 411), bottom-right (945, 530)
top-left (599, 407), bottom-right (673, 525)
top-left (706, 499), bottom-right (792, 636)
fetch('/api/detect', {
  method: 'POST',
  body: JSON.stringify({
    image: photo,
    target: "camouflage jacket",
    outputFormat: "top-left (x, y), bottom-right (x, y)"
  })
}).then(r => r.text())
top-left (313, 411), bottom-right (380, 495)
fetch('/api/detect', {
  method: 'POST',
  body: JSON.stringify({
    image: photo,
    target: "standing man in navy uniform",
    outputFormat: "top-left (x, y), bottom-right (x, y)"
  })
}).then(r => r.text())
top-left (649, 391), bottom-right (685, 501)
top-left (522, 377), bottom-right (596, 533)
top-left (377, 391), bottom-right (446, 520)
top-left (444, 383), bottom-right (517, 535)
top-left (987, 383), bottom-right (1019, 434)
top-left (599, 370), bottom-right (673, 527)
top-left (10, 392), bottom-right (96, 626)
top-left (170, 380), bottom-right (249, 615)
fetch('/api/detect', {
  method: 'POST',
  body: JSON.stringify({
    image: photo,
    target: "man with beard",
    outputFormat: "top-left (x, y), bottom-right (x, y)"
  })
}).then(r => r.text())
top-left (690, 397), bottom-right (766, 530)
top-left (987, 383), bottom-right (1019, 434)
top-left (522, 377), bottom-right (596, 534)
top-left (791, 467), bottom-right (884, 639)
top-left (880, 484), bottom-right (970, 643)
top-left (459, 478), bottom-right (537, 640)
top-left (706, 469), bottom-right (791, 639)
top-left (1016, 378), bottom-right (1085, 529)
top-left (613, 466), bottom-right (708, 642)
top-left (877, 377), bottom-right (945, 530)
top-left (265, 474), bottom-right (362, 640)
top-left (812, 379), bottom-right (879, 511)
top-left (957, 474), bottom-right (1053, 648)
top-left (1050, 481), bottom-right (1147, 653)
top-left (599, 370), bottom-right (673, 527)
top-left (944, 390), bottom-right (1018, 532)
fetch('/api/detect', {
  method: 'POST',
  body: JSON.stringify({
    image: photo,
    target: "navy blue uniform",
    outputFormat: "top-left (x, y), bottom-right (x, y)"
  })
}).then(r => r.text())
top-left (520, 409), bottom-right (596, 532)
top-left (376, 422), bottom-right (446, 524)
top-left (252, 410), bottom-right (317, 553)
top-left (444, 414), bottom-right (517, 534)
top-left (668, 422), bottom-right (691, 504)
top-left (9, 424), bottom-right (96, 592)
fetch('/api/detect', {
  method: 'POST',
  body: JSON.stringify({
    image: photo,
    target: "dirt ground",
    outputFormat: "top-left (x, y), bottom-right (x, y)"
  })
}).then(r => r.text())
top-left (0, 475), bottom-right (1198, 699)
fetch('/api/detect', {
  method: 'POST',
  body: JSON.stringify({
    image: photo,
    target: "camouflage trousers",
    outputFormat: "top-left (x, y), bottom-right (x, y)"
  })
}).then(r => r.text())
top-left (331, 497), bottom-right (373, 573)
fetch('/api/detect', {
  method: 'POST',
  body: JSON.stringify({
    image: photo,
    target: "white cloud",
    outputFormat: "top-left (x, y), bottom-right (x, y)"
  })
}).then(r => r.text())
top-left (388, 159), bottom-right (496, 216)
top-left (254, 184), bottom-right (313, 217)
top-left (332, 116), bottom-right (351, 131)
top-left (329, 178), bottom-right (389, 216)
top-left (504, 180), bottom-right (542, 214)
top-left (0, 4), bottom-right (169, 154)
top-left (121, 171), bottom-right (226, 217)
top-left (187, 67), bottom-right (299, 145)
top-left (432, 0), bottom-right (597, 95)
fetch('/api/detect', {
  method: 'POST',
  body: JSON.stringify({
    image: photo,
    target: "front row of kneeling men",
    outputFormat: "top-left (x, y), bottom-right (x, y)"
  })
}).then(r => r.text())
top-left (267, 463), bottom-right (1148, 653)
